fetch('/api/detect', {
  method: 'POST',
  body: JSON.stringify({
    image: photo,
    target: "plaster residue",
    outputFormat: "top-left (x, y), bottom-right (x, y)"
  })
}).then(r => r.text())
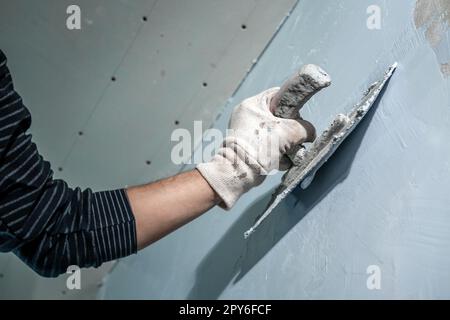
top-left (414, 0), bottom-right (450, 77)
top-left (441, 62), bottom-right (450, 76)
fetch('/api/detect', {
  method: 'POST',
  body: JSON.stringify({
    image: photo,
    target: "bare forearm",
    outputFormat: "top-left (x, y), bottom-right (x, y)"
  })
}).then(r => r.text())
top-left (126, 169), bottom-right (219, 249)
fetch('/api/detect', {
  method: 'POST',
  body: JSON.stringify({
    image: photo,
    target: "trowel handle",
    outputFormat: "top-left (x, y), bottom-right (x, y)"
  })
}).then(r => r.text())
top-left (269, 64), bottom-right (331, 119)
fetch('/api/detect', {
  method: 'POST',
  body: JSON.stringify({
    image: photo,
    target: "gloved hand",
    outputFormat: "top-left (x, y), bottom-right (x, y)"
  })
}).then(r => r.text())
top-left (196, 87), bottom-right (316, 209)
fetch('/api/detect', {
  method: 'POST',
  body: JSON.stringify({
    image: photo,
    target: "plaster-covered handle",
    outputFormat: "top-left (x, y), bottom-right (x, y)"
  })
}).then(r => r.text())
top-left (269, 64), bottom-right (331, 119)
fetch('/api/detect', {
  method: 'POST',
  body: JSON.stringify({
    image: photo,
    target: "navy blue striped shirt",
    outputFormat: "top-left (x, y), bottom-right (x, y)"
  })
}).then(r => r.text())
top-left (0, 50), bottom-right (137, 277)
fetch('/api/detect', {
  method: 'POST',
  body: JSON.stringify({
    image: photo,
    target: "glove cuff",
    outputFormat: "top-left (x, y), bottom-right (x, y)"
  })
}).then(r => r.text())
top-left (196, 145), bottom-right (263, 210)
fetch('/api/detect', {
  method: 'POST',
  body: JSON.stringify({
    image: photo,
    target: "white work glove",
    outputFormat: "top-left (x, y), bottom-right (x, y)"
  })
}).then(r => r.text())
top-left (197, 87), bottom-right (316, 209)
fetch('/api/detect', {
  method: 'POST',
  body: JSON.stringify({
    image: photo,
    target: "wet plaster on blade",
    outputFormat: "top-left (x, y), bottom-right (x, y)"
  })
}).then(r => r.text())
top-left (414, 0), bottom-right (450, 77)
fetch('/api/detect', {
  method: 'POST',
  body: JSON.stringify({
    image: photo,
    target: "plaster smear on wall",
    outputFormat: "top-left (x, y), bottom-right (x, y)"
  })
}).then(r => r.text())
top-left (414, 0), bottom-right (450, 76)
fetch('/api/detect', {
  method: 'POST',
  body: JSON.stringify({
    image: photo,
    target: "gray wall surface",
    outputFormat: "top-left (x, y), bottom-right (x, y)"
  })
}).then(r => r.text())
top-left (0, 0), bottom-right (296, 299)
top-left (102, 0), bottom-right (450, 299)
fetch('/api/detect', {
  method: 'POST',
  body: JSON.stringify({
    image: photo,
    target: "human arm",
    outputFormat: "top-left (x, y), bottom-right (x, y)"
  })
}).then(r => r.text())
top-left (128, 169), bottom-right (220, 249)
top-left (129, 88), bottom-right (316, 248)
top-left (0, 49), bottom-right (316, 277)
top-left (0, 50), bottom-right (137, 277)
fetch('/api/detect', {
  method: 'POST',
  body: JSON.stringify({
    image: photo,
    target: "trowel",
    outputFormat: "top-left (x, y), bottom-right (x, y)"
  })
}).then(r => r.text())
top-left (244, 62), bottom-right (397, 238)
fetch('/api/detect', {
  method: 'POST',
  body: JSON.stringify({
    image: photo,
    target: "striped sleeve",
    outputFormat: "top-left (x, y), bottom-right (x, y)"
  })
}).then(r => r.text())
top-left (0, 49), bottom-right (137, 277)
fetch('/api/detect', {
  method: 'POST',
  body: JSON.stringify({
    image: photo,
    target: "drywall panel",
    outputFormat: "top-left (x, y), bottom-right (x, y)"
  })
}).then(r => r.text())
top-left (0, 0), bottom-right (152, 165)
top-left (0, 252), bottom-right (114, 300)
top-left (102, 0), bottom-right (450, 299)
top-left (60, 0), bottom-right (296, 190)
top-left (0, 0), bottom-right (295, 299)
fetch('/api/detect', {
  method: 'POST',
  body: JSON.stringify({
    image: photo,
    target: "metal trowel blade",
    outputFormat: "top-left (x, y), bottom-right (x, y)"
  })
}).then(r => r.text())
top-left (244, 62), bottom-right (398, 239)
